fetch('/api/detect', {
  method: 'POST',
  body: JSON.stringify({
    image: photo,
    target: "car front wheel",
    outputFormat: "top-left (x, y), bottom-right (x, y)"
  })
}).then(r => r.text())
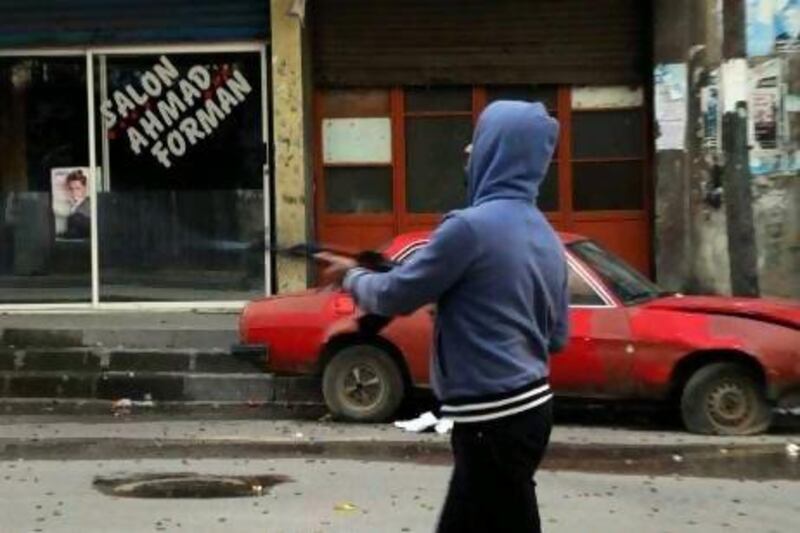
top-left (322, 344), bottom-right (405, 422)
top-left (680, 362), bottom-right (772, 435)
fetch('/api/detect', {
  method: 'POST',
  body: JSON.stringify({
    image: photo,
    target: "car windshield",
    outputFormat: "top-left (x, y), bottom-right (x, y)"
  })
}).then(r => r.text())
top-left (568, 240), bottom-right (662, 305)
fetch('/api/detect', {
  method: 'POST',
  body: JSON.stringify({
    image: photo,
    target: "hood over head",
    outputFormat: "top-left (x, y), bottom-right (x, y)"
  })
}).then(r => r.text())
top-left (466, 101), bottom-right (559, 206)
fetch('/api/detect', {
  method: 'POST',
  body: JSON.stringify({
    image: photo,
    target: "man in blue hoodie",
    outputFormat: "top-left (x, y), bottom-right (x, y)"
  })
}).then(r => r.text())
top-left (320, 100), bottom-right (568, 533)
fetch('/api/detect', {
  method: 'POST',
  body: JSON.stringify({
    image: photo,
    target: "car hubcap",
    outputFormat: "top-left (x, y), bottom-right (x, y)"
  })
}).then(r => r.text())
top-left (343, 364), bottom-right (383, 407)
top-left (707, 381), bottom-right (749, 426)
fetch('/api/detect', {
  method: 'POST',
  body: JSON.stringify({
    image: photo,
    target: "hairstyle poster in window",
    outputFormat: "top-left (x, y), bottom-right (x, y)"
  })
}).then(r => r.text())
top-left (51, 167), bottom-right (91, 240)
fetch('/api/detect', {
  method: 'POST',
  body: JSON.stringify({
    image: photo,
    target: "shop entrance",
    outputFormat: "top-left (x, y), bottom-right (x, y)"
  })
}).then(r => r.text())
top-left (0, 44), bottom-right (270, 307)
top-left (314, 86), bottom-right (652, 277)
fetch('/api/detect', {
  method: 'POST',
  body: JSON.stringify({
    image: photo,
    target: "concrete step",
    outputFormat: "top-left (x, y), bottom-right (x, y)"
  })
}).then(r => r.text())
top-left (0, 327), bottom-right (237, 350)
top-left (0, 371), bottom-right (322, 404)
top-left (0, 347), bottom-right (265, 374)
top-left (0, 398), bottom-right (326, 418)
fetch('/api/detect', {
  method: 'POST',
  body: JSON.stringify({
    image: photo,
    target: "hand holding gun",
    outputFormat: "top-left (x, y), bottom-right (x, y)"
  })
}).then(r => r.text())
top-left (274, 243), bottom-right (397, 334)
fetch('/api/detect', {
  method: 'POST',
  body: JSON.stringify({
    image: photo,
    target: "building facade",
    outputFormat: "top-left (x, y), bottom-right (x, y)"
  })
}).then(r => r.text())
top-left (0, 0), bottom-right (797, 313)
top-left (0, 0), bottom-right (273, 308)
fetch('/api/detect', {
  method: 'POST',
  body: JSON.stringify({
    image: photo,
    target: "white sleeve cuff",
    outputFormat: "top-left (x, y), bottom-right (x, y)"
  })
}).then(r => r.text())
top-left (343, 267), bottom-right (370, 292)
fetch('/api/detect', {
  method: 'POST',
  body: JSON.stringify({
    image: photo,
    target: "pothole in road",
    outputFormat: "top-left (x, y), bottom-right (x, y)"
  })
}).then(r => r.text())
top-left (93, 473), bottom-right (291, 499)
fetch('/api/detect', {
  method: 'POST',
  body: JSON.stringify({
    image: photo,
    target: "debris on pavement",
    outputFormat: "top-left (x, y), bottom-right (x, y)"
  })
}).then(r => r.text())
top-left (334, 502), bottom-right (358, 512)
top-left (393, 411), bottom-right (453, 434)
top-left (394, 411), bottom-right (439, 432)
top-left (111, 398), bottom-right (133, 417)
top-left (786, 443), bottom-right (799, 459)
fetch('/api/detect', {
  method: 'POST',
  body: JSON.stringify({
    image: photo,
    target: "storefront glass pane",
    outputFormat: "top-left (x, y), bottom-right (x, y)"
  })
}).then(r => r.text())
top-left (94, 52), bottom-right (266, 301)
top-left (405, 116), bottom-right (471, 213)
top-left (406, 87), bottom-right (472, 112)
top-left (539, 163), bottom-right (559, 212)
top-left (325, 167), bottom-right (393, 213)
top-left (487, 85), bottom-right (557, 112)
top-left (0, 56), bottom-right (91, 303)
top-left (572, 161), bottom-right (644, 211)
top-left (572, 110), bottom-right (643, 159)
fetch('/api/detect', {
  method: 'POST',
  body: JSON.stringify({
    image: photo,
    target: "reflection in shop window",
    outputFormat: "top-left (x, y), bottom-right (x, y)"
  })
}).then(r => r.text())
top-left (325, 167), bottom-right (393, 214)
top-left (405, 116), bottom-right (471, 213)
top-left (95, 52), bottom-right (266, 301)
top-left (0, 56), bottom-right (90, 303)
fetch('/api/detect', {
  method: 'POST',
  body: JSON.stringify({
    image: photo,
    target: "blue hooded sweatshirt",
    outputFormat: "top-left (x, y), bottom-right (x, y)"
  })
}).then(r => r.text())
top-left (344, 101), bottom-right (568, 422)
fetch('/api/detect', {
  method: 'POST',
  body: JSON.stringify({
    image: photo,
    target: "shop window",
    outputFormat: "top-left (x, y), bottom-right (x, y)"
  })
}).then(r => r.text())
top-left (405, 116), bottom-right (471, 213)
top-left (538, 164), bottom-right (559, 212)
top-left (487, 85), bottom-right (558, 112)
top-left (406, 87), bottom-right (472, 112)
top-left (572, 161), bottom-right (644, 211)
top-left (0, 56), bottom-right (90, 303)
top-left (94, 51), bottom-right (266, 301)
top-left (404, 87), bottom-right (472, 214)
top-left (323, 89), bottom-right (391, 117)
top-left (572, 110), bottom-right (643, 159)
top-left (486, 85), bottom-right (559, 212)
top-left (320, 89), bottom-right (393, 215)
top-left (571, 108), bottom-right (645, 211)
top-left (325, 167), bottom-right (393, 213)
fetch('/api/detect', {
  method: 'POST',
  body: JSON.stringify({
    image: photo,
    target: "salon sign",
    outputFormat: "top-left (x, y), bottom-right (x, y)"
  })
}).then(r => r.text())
top-left (100, 55), bottom-right (252, 168)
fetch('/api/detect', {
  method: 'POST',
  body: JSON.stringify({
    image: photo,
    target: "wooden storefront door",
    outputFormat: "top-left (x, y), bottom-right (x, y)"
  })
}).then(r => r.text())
top-left (314, 86), bottom-right (652, 277)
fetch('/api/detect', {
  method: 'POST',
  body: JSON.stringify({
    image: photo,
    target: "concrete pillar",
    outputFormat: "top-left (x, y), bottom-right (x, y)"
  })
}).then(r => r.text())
top-left (270, 0), bottom-right (313, 292)
top-left (652, 0), bottom-right (693, 292)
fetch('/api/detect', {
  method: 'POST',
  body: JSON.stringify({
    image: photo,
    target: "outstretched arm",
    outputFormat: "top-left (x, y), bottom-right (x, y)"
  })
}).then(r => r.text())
top-left (327, 216), bottom-right (479, 317)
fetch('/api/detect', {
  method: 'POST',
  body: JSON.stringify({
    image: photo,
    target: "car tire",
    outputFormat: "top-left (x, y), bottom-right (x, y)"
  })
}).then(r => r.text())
top-left (680, 362), bottom-right (772, 435)
top-left (322, 344), bottom-right (405, 423)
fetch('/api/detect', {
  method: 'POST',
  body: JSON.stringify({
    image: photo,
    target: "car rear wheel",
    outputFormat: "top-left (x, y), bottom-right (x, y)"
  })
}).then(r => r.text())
top-left (680, 362), bottom-right (772, 435)
top-left (322, 344), bottom-right (405, 422)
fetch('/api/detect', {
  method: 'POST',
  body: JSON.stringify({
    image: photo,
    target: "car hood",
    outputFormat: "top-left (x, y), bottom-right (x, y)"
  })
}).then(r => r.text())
top-left (642, 295), bottom-right (800, 330)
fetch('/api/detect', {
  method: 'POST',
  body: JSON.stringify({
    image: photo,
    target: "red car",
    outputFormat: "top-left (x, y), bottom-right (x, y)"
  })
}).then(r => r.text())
top-left (237, 232), bottom-right (800, 435)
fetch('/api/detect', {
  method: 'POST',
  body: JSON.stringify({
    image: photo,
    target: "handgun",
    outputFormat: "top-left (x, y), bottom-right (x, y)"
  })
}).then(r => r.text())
top-left (272, 242), bottom-right (397, 334)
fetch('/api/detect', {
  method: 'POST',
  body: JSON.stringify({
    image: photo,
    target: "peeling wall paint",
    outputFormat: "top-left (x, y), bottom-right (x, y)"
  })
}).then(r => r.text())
top-left (752, 174), bottom-right (800, 297)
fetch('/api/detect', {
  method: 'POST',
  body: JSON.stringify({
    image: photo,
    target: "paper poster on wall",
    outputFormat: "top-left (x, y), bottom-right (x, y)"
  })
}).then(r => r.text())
top-left (654, 63), bottom-right (688, 151)
top-left (322, 117), bottom-right (392, 164)
top-left (747, 0), bottom-right (800, 56)
top-left (750, 59), bottom-right (781, 151)
top-left (51, 167), bottom-right (91, 240)
top-left (700, 70), bottom-right (721, 151)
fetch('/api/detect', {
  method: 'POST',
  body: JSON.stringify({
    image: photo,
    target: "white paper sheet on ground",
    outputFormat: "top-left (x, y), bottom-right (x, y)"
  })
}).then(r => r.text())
top-left (393, 411), bottom-right (443, 433)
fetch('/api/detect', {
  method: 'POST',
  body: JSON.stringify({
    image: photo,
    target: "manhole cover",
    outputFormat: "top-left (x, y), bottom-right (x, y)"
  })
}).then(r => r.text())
top-left (93, 473), bottom-right (291, 499)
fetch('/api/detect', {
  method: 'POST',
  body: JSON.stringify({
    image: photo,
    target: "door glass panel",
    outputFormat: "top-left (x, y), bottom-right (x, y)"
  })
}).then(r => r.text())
top-left (406, 116), bottom-right (471, 213)
top-left (487, 85), bottom-right (557, 112)
top-left (0, 56), bottom-right (90, 303)
top-left (322, 89), bottom-right (389, 117)
top-left (406, 87), bottom-right (472, 112)
top-left (572, 161), bottom-right (644, 211)
top-left (95, 52), bottom-right (265, 301)
top-left (539, 163), bottom-right (559, 212)
top-left (572, 110), bottom-right (643, 158)
top-left (325, 167), bottom-right (393, 214)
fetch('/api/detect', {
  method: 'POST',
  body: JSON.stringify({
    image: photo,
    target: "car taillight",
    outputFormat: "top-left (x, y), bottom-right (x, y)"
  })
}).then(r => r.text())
top-left (333, 294), bottom-right (356, 315)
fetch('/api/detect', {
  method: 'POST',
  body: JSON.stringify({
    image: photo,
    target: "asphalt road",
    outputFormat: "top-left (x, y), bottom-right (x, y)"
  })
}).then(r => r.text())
top-left (1, 457), bottom-right (799, 533)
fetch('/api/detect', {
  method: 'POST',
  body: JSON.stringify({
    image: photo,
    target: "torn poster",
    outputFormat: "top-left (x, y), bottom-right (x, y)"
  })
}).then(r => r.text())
top-left (654, 63), bottom-right (688, 151)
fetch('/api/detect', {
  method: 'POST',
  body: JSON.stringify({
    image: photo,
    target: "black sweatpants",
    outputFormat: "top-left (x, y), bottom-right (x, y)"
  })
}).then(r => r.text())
top-left (436, 401), bottom-right (553, 533)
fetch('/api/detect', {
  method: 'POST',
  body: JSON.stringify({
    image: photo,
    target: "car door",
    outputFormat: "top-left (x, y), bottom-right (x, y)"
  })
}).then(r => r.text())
top-left (549, 256), bottom-right (636, 398)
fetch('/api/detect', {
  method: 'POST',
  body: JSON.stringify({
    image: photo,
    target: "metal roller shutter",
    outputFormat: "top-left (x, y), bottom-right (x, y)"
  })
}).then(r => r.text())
top-left (0, 0), bottom-right (269, 48)
top-left (313, 0), bottom-right (649, 86)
